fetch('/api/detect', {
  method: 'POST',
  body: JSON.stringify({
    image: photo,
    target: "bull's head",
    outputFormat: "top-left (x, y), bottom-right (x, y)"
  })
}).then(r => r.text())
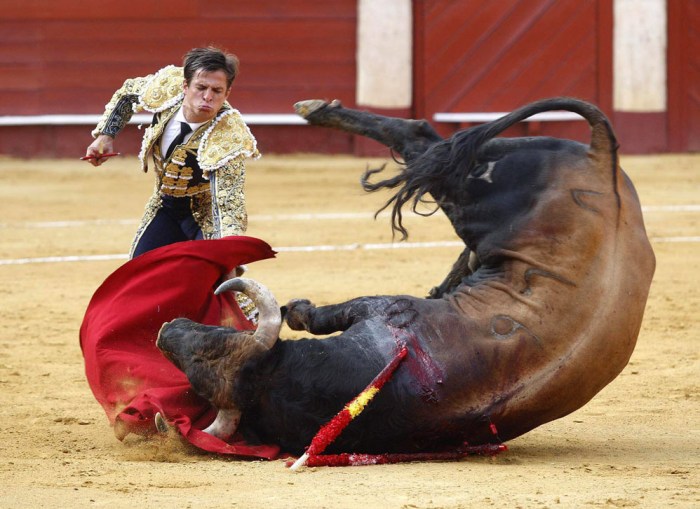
top-left (156, 278), bottom-right (281, 439)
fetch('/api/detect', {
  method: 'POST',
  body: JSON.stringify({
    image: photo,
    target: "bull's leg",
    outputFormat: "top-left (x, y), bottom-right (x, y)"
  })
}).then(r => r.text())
top-left (295, 100), bottom-right (463, 297)
top-left (284, 296), bottom-right (387, 335)
top-left (295, 100), bottom-right (443, 163)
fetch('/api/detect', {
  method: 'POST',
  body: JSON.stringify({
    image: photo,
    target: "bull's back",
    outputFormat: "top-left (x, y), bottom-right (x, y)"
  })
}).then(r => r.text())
top-left (438, 161), bottom-right (655, 442)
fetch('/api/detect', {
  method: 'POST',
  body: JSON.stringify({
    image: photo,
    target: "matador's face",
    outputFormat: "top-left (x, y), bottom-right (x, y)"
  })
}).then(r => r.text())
top-left (182, 69), bottom-right (231, 123)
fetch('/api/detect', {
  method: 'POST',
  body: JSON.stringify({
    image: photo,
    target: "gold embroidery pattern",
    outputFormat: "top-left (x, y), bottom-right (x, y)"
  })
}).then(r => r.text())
top-left (199, 110), bottom-right (260, 172)
top-left (138, 107), bottom-right (177, 172)
top-left (92, 76), bottom-right (149, 138)
top-left (169, 147), bottom-right (189, 166)
top-left (191, 193), bottom-right (215, 239)
top-left (93, 67), bottom-right (182, 139)
top-left (156, 129), bottom-right (210, 197)
top-left (161, 163), bottom-right (192, 196)
top-left (213, 158), bottom-right (247, 237)
top-left (129, 148), bottom-right (247, 247)
top-left (235, 293), bottom-right (259, 325)
top-left (139, 66), bottom-right (184, 112)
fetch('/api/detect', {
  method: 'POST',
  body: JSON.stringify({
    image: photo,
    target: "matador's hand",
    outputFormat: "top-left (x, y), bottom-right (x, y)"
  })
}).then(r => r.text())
top-left (84, 135), bottom-right (116, 167)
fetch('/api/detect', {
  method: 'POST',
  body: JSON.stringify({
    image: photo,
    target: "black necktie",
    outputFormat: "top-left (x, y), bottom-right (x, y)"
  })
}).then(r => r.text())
top-left (165, 122), bottom-right (192, 159)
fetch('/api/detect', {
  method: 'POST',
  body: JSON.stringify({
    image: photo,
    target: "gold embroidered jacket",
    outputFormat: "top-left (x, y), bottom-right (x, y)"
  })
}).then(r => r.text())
top-left (92, 65), bottom-right (260, 254)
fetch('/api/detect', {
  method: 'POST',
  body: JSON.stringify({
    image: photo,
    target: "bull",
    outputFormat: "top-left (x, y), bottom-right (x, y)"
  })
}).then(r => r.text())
top-left (156, 97), bottom-right (655, 456)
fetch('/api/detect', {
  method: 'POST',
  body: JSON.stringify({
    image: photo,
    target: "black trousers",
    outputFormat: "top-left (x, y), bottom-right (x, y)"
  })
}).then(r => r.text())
top-left (132, 195), bottom-right (204, 258)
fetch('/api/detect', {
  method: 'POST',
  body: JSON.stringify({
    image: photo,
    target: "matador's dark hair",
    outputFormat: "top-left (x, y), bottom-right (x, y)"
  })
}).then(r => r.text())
top-left (183, 46), bottom-right (239, 89)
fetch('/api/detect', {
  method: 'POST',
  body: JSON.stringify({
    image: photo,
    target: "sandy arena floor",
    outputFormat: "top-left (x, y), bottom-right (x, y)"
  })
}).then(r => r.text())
top-left (0, 153), bottom-right (698, 508)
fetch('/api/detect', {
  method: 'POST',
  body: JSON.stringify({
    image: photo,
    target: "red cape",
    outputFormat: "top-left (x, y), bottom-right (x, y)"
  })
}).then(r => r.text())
top-left (79, 236), bottom-right (281, 459)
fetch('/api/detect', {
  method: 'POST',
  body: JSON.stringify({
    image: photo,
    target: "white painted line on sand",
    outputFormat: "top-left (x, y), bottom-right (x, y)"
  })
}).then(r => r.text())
top-left (1, 236), bottom-right (697, 266)
top-left (651, 236), bottom-right (700, 243)
top-left (0, 253), bottom-right (128, 265)
top-left (1, 204), bottom-right (698, 229)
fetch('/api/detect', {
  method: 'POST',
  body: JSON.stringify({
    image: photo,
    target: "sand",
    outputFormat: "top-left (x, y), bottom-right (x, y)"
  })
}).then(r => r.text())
top-left (0, 153), bottom-right (697, 508)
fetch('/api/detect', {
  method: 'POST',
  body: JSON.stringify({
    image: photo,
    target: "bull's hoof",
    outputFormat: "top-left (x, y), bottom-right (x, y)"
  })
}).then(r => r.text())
top-left (284, 299), bottom-right (315, 331)
top-left (294, 99), bottom-right (342, 119)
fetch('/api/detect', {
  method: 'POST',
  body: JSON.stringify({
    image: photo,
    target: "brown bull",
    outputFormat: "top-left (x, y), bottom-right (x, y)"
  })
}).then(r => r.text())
top-left (156, 97), bottom-right (655, 455)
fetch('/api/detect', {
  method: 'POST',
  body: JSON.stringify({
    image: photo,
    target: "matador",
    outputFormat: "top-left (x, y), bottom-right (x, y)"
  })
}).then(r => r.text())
top-left (85, 47), bottom-right (260, 320)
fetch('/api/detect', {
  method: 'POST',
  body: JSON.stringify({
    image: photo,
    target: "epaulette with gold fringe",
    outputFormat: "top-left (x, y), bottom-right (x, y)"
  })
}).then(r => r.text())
top-left (198, 109), bottom-right (260, 173)
top-left (138, 65), bottom-right (184, 113)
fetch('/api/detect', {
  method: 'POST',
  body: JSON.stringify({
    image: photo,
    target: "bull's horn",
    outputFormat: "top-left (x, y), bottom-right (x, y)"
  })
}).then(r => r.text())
top-left (215, 277), bottom-right (281, 349)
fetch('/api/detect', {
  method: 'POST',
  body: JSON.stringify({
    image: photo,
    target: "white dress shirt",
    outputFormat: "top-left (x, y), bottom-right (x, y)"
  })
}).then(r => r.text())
top-left (160, 107), bottom-right (207, 155)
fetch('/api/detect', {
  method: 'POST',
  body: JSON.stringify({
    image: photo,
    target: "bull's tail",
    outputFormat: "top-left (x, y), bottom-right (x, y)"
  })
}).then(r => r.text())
top-left (436, 97), bottom-right (620, 191)
top-left (363, 97), bottom-right (620, 239)
top-left (470, 97), bottom-right (618, 157)
top-left (471, 98), bottom-right (619, 198)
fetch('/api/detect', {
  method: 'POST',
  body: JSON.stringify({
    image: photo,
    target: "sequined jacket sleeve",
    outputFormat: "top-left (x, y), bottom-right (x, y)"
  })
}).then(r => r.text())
top-left (210, 158), bottom-right (248, 237)
top-left (91, 66), bottom-right (184, 139)
top-left (91, 76), bottom-right (151, 138)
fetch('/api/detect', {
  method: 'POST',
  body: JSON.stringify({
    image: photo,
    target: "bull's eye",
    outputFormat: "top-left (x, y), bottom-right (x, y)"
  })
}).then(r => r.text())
top-left (468, 161), bottom-right (496, 183)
